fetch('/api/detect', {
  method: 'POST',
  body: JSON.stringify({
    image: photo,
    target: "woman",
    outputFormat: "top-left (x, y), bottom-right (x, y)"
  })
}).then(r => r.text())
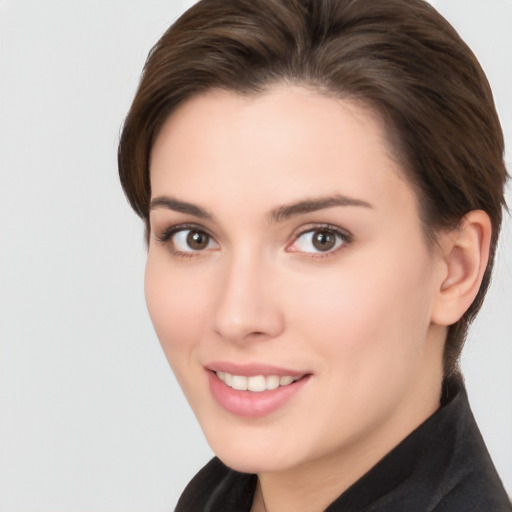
top-left (118, 0), bottom-right (511, 510)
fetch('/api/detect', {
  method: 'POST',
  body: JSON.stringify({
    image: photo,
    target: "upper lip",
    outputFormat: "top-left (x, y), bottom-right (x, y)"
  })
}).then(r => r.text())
top-left (206, 361), bottom-right (309, 377)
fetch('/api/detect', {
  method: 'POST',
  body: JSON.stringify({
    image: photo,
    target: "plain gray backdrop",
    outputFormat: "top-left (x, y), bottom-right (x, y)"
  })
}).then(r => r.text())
top-left (1, 1), bottom-right (510, 510)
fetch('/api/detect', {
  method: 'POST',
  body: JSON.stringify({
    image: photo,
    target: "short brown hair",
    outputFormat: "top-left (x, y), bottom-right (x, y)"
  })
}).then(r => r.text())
top-left (118, 0), bottom-right (508, 375)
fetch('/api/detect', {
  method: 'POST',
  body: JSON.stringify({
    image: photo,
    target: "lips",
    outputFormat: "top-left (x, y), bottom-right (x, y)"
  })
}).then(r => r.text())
top-left (206, 362), bottom-right (311, 417)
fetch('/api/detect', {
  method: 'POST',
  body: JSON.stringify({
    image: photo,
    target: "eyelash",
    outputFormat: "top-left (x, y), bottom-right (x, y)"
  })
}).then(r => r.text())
top-left (155, 223), bottom-right (217, 259)
top-left (288, 224), bottom-right (352, 258)
top-left (156, 224), bottom-right (199, 243)
top-left (154, 223), bottom-right (352, 259)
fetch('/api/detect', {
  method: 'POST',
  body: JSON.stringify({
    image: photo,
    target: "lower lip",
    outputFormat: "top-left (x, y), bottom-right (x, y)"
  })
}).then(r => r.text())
top-left (208, 371), bottom-right (310, 418)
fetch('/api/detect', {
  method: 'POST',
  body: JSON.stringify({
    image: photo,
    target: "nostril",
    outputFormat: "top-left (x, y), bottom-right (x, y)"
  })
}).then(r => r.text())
top-left (247, 331), bottom-right (266, 338)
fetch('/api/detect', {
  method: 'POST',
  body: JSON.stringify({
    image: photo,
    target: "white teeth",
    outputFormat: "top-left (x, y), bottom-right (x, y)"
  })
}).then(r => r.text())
top-left (266, 375), bottom-right (280, 390)
top-left (231, 375), bottom-right (248, 391)
top-left (247, 375), bottom-right (266, 392)
top-left (216, 372), bottom-right (302, 392)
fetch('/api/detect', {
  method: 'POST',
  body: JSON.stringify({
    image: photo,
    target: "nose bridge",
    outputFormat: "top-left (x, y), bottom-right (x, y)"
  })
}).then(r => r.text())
top-left (213, 245), bottom-right (284, 343)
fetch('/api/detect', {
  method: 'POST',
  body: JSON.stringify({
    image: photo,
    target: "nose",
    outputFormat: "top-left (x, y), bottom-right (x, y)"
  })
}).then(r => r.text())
top-left (212, 251), bottom-right (285, 344)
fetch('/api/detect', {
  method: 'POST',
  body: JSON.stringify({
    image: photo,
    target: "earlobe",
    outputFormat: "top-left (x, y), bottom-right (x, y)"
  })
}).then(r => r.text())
top-left (431, 210), bottom-right (492, 326)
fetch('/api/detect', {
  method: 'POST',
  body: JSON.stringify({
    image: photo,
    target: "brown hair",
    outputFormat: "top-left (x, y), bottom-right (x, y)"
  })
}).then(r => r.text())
top-left (118, 0), bottom-right (507, 375)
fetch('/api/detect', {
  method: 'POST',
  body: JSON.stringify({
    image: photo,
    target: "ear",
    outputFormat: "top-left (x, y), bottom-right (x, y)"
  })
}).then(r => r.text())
top-left (431, 210), bottom-right (492, 327)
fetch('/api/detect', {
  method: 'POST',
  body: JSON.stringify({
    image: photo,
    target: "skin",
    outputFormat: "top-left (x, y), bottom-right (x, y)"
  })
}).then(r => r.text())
top-left (145, 85), bottom-right (487, 512)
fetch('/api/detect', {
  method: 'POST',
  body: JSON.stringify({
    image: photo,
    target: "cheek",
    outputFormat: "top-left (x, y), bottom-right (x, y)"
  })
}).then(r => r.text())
top-left (144, 255), bottom-right (211, 368)
top-left (286, 247), bottom-right (435, 374)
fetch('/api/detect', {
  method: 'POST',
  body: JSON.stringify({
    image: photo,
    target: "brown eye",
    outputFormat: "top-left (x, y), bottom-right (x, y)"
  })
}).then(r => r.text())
top-left (289, 226), bottom-right (348, 255)
top-left (169, 228), bottom-right (219, 253)
top-left (186, 230), bottom-right (210, 250)
top-left (312, 230), bottom-right (336, 251)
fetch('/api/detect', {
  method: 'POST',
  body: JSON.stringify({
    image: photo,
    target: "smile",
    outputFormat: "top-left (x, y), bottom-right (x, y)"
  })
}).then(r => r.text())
top-left (216, 371), bottom-right (303, 392)
top-left (208, 366), bottom-right (311, 417)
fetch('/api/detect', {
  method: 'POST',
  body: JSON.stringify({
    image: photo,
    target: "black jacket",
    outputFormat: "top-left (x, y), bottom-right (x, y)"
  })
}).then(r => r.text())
top-left (176, 376), bottom-right (511, 511)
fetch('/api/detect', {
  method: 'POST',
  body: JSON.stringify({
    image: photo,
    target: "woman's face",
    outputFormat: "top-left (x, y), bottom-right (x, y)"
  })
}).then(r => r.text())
top-left (146, 85), bottom-right (446, 475)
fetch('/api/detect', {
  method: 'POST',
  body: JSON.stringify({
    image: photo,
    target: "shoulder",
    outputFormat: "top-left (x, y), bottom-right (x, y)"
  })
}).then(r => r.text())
top-left (429, 377), bottom-right (511, 511)
top-left (327, 375), bottom-right (511, 512)
top-left (429, 425), bottom-right (512, 512)
top-left (432, 477), bottom-right (512, 512)
top-left (175, 457), bottom-right (256, 512)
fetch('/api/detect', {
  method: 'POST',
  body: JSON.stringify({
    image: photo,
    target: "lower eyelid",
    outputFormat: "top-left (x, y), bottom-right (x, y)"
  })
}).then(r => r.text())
top-left (288, 226), bottom-right (351, 254)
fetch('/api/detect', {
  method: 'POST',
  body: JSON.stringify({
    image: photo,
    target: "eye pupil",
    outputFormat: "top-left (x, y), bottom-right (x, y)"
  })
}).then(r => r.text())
top-left (187, 230), bottom-right (209, 250)
top-left (312, 231), bottom-right (336, 251)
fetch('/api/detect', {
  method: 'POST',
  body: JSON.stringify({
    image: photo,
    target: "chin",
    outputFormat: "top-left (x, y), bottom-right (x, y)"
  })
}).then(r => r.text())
top-left (214, 449), bottom-right (293, 474)
top-left (202, 424), bottom-right (302, 474)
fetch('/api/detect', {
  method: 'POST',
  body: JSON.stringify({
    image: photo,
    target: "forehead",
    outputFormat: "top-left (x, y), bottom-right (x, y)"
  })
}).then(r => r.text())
top-left (149, 85), bottom-right (418, 219)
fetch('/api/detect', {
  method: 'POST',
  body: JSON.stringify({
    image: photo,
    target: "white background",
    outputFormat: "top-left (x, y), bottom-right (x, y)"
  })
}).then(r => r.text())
top-left (0, 1), bottom-right (510, 510)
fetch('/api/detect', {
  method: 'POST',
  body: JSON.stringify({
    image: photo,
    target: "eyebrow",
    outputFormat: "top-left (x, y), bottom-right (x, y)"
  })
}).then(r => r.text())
top-left (149, 193), bottom-right (373, 222)
top-left (150, 196), bottom-right (213, 219)
top-left (268, 194), bottom-right (373, 223)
